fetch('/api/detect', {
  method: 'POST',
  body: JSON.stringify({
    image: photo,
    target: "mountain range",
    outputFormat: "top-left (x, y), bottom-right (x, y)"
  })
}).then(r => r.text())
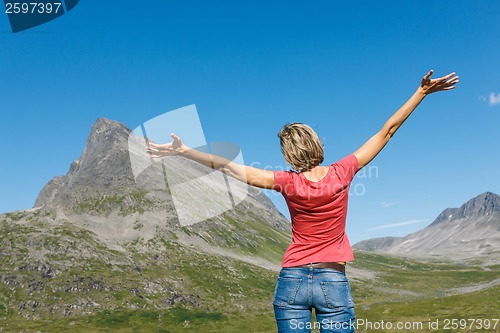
top-left (1, 117), bottom-right (498, 331)
top-left (354, 191), bottom-right (500, 261)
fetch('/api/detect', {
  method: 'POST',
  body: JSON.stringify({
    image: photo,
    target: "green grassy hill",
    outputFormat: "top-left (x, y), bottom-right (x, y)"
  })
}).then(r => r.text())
top-left (1, 215), bottom-right (498, 333)
top-left (350, 251), bottom-right (500, 333)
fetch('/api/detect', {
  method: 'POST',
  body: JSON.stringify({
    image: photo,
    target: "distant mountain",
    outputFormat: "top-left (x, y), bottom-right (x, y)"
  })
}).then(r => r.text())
top-left (0, 118), bottom-right (291, 321)
top-left (354, 192), bottom-right (500, 261)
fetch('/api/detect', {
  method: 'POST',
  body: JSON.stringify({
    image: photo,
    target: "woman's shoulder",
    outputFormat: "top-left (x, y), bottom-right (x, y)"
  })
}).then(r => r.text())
top-left (329, 154), bottom-right (358, 168)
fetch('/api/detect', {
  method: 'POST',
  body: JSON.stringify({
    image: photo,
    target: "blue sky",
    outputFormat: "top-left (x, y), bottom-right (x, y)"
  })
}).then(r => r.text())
top-left (1, 1), bottom-right (499, 244)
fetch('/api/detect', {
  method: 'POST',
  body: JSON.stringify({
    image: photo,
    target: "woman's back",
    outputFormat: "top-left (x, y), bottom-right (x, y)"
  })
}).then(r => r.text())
top-left (273, 154), bottom-right (359, 267)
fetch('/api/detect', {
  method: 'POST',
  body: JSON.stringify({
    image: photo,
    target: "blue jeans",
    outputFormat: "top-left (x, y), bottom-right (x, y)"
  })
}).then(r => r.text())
top-left (273, 266), bottom-right (355, 333)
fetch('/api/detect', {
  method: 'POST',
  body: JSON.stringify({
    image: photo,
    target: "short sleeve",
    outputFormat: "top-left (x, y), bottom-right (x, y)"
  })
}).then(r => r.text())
top-left (273, 170), bottom-right (291, 193)
top-left (332, 154), bottom-right (359, 186)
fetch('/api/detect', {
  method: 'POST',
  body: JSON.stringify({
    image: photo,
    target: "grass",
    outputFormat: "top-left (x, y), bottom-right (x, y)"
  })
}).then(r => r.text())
top-left (0, 308), bottom-right (276, 333)
top-left (345, 251), bottom-right (500, 332)
top-left (183, 209), bottom-right (290, 263)
top-left (354, 285), bottom-right (500, 332)
top-left (1, 216), bottom-right (499, 332)
top-left (73, 190), bottom-right (155, 216)
top-left (351, 251), bottom-right (500, 298)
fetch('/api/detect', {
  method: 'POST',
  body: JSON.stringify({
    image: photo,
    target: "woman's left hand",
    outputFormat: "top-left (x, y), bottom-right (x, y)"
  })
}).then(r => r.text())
top-left (419, 70), bottom-right (459, 95)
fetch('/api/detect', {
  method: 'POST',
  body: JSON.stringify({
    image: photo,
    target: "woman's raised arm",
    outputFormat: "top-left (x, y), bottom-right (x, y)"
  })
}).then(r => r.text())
top-left (353, 70), bottom-right (459, 169)
top-left (147, 133), bottom-right (276, 189)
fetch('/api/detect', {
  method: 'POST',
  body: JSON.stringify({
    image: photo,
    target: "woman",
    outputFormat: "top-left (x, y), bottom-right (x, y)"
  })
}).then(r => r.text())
top-left (147, 70), bottom-right (459, 332)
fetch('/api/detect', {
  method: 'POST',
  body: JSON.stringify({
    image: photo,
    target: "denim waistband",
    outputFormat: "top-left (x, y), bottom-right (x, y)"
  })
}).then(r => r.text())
top-left (279, 267), bottom-right (347, 278)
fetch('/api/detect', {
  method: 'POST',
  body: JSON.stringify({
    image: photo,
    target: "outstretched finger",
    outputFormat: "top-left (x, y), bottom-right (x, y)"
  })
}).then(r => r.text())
top-left (148, 142), bottom-right (159, 148)
top-left (444, 78), bottom-right (459, 88)
top-left (447, 76), bottom-right (459, 84)
top-left (423, 70), bottom-right (434, 81)
top-left (437, 72), bottom-right (457, 82)
top-left (442, 77), bottom-right (459, 87)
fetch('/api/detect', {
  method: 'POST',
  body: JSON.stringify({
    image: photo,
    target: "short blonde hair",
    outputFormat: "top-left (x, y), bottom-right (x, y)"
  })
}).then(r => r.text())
top-left (278, 123), bottom-right (324, 172)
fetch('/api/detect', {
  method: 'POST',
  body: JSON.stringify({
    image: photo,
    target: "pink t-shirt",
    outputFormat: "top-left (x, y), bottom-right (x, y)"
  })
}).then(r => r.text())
top-left (273, 154), bottom-right (359, 267)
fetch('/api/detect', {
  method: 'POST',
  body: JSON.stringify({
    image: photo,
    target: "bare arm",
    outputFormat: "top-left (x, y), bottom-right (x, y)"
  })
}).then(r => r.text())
top-left (353, 70), bottom-right (459, 169)
top-left (147, 134), bottom-right (275, 189)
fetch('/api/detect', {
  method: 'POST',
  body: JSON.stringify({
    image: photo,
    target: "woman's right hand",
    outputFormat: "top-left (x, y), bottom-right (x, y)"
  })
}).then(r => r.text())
top-left (146, 133), bottom-right (184, 158)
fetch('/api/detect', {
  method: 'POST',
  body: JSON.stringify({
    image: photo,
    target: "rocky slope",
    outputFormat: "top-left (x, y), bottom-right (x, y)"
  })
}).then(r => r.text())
top-left (354, 192), bottom-right (500, 261)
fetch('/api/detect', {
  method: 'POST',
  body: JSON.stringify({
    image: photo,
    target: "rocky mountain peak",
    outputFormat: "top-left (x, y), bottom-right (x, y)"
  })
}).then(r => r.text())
top-left (34, 118), bottom-right (137, 209)
top-left (431, 192), bottom-right (500, 225)
top-left (462, 191), bottom-right (499, 215)
top-left (74, 117), bottom-right (134, 185)
top-left (86, 118), bottom-right (131, 148)
top-left (33, 117), bottom-right (283, 228)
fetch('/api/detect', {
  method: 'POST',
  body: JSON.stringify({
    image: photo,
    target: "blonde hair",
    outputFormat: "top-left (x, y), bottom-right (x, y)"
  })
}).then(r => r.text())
top-left (278, 123), bottom-right (324, 172)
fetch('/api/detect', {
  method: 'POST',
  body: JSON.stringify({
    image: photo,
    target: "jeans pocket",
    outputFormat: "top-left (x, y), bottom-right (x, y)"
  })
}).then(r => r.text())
top-left (273, 277), bottom-right (302, 306)
top-left (319, 281), bottom-right (354, 309)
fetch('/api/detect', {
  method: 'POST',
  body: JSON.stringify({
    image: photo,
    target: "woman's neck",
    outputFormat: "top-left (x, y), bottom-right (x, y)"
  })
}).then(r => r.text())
top-left (301, 165), bottom-right (329, 182)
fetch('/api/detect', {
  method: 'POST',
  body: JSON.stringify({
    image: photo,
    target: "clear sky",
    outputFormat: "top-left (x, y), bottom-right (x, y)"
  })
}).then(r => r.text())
top-left (1, 1), bottom-right (499, 244)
